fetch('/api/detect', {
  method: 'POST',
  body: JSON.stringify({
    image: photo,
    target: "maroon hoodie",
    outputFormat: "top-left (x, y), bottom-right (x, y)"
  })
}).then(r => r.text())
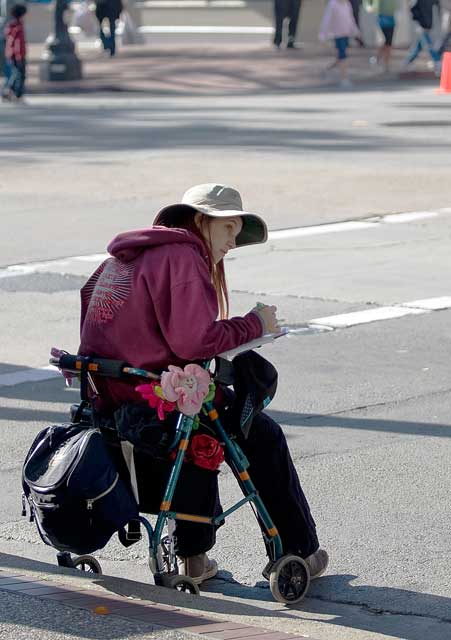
top-left (79, 227), bottom-right (263, 412)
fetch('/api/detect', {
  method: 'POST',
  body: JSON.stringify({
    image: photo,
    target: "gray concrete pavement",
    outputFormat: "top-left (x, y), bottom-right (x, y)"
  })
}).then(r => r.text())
top-left (1, 40), bottom-right (451, 640)
top-left (1, 45), bottom-right (450, 267)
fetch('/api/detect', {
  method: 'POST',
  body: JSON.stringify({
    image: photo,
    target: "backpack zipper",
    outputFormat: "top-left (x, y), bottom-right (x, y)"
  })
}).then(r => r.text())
top-left (86, 473), bottom-right (119, 510)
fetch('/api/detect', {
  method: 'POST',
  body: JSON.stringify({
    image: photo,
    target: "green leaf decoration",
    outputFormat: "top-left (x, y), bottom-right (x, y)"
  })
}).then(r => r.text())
top-left (203, 382), bottom-right (216, 404)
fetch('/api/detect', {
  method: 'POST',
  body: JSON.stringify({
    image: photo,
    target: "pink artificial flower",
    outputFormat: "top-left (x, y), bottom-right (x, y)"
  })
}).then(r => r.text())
top-left (161, 364), bottom-right (211, 416)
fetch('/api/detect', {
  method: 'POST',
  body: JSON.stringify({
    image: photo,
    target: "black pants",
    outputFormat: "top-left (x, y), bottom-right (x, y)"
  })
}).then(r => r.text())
top-left (173, 411), bottom-right (319, 559)
top-left (98, 16), bottom-right (117, 55)
top-left (274, 0), bottom-right (302, 46)
top-left (105, 408), bottom-right (319, 560)
top-left (350, 0), bottom-right (362, 26)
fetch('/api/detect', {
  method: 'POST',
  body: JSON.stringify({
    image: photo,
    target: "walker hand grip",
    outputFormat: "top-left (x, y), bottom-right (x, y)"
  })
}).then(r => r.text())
top-left (55, 353), bottom-right (127, 378)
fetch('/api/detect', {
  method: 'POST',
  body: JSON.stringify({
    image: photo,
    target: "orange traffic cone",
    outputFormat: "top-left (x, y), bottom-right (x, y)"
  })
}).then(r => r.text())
top-left (438, 52), bottom-right (451, 93)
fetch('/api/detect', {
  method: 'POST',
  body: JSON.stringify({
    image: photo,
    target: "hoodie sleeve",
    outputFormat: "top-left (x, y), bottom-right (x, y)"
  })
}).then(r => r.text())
top-left (149, 247), bottom-right (263, 361)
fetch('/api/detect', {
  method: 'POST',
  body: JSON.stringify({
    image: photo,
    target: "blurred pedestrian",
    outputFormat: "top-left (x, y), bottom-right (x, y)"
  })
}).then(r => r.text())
top-left (319, 0), bottom-right (360, 87)
top-left (273, 0), bottom-right (303, 49)
top-left (95, 0), bottom-right (123, 56)
top-left (403, 0), bottom-right (441, 75)
top-left (349, 0), bottom-right (365, 45)
top-left (437, 0), bottom-right (451, 57)
top-left (365, 0), bottom-right (398, 72)
top-left (2, 4), bottom-right (27, 103)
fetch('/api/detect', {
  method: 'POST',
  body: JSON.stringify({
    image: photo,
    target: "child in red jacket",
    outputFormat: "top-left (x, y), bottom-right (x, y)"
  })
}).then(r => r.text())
top-left (2, 4), bottom-right (27, 102)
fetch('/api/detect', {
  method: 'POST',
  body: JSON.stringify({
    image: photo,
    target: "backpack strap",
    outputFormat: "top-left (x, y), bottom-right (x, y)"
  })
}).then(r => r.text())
top-left (118, 519), bottom-right (142, 547)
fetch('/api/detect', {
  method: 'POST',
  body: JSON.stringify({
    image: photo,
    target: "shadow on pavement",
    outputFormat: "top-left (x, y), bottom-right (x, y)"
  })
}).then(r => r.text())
top-left (1, 549), bottom-right (449, 639)
top-left (2, 373), bottom-right (451, 441)
top-left (204, 572), bottom-right (451, 640)
top-left (268, 409), bottom-right (451, 439)
top-left (2, 102), bottom-right (448, 158)
top-left (22, 44), bottom-right (439, 98)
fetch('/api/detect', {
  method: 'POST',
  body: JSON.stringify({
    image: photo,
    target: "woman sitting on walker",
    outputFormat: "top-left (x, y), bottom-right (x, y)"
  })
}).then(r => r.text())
top-left (79, 183), bottom-right (329, 585)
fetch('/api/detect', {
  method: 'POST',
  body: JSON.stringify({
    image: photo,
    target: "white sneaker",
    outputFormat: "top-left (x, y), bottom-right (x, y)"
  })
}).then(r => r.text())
top-left (178, 553), bottom-right (218, 585)
top-left (339, 78), bottom-right (353, 89)
top-left (304, 548), bottom-right (329, 580)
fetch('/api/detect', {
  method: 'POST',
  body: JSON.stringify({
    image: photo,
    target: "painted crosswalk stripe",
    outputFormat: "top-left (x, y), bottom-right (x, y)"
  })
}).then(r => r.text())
top-left (0, 208), bottom-right (448, 280)
top-left (1, 297), bottom-right (450, 388)
top-left (0, 366), bottom-right (60, 387)
top-left (268, 220), bottom-right (375, 240)
top-left (401, 296), bottom-right (451, 310)
top-left (310, 306), bottom-right (428, 329)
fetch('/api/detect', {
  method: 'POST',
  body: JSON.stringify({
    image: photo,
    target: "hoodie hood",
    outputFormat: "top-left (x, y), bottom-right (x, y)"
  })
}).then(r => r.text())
top-left (108, 226), bottom-right (207, 263)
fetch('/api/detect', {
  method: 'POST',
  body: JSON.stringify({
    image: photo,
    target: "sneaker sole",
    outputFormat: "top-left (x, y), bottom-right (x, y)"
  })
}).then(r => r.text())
top-left (310, 564), bottom-right (328, 580)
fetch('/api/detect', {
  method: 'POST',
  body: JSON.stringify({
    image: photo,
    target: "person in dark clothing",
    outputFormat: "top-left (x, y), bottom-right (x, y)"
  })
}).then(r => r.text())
top-left (273, 0), bottom-right (303, 49)
top-left (403, 0), bottom-right (441, 75)
top-left (79, 183), bottom-right (329, 585)
top-left (95, 0), bottom-right (122, 56)
top-left (2, 4), bottom-right (27, 102)
top-left (349, 0), bottom-right (365, 45)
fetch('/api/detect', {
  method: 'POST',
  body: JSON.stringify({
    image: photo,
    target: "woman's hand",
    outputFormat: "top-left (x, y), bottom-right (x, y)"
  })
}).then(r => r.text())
top-left (251, 302), bottom-right (281, 335)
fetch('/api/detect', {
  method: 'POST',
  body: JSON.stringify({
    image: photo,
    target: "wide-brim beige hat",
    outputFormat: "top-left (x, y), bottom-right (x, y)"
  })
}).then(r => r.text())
top-left (155, 183), bottom-right (268, 248)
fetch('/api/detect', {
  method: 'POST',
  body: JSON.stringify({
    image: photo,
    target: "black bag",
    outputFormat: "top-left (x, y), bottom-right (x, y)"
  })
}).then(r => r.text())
top-left (22, 422), bottom-right (139, 555)
top-left (411, 0), bottom-right (434, 30)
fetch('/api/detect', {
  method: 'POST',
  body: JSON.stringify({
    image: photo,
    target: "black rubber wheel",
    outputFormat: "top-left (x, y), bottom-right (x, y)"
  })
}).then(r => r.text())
top-left (72, 555), bottom-right (102, 574)
top-left (166, 575), bottom-right (200, 595)
top-left (269, 555), bottom-right (310, 604)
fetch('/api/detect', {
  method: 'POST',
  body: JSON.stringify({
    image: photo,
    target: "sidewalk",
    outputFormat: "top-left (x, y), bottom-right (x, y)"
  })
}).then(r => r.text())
top-left (25, 40), bottom-right (439, 96)
top-left (0, 553), bottom-right (310, 640)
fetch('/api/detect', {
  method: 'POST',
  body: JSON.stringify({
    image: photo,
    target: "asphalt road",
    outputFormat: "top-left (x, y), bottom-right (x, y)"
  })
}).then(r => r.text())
top-left (1, 54), bottom-right (451, 640)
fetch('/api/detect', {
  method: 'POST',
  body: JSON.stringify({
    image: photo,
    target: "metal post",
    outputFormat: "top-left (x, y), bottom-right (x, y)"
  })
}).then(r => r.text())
top-left (40, 0), bottom-right (82, 81)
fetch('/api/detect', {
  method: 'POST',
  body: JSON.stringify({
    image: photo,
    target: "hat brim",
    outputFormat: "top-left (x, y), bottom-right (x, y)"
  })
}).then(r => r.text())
top-left (155, 203), bottom-right (268, 248)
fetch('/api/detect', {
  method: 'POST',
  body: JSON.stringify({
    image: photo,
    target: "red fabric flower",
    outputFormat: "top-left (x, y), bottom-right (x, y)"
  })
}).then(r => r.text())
top-left (135, 381), bottom-right (176, 421)
top-left (186, 434), bottom-right (224, 471)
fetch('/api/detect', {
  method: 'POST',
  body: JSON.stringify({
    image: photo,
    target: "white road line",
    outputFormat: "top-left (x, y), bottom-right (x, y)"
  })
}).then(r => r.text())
top-left (401, 296), bottom-right (451, 310)
top-left (269, 220), bottom-right (376, 240)
top-left (2, 297), bottom-right (450, 388)
top-left (310, 306), bottom-right (428, 329)
top-left (0, 254), bottom-right (109, 279)
top-left (383, 211), bottom-right (439, 224)
top-left (0, 209), bottom-right (447, 280)
top-left (0, 366), bottom-right (60, 388)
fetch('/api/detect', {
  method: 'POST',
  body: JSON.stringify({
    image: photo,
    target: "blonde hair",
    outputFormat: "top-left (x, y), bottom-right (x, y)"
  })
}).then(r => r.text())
top-left (154, 206), bottom-right (230, 319)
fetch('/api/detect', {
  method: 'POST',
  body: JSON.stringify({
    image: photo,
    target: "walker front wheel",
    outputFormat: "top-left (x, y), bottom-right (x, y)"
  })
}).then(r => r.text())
top-left (165, 575), bottom-right (200, 595)
top-left (269, 555), bottom-right (310, 604)
top-left (72, 555), bottom-right (102, 574)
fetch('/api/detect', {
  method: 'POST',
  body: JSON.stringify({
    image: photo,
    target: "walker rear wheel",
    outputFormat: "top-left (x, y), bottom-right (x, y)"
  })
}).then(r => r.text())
top-left (72, 555), bottom-right (102, 574)
top-left (269, 555), bottom-right (310, 604)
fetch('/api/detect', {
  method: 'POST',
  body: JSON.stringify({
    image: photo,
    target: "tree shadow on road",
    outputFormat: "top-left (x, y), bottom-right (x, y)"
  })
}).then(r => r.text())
top-left (268, 409), bottom-right (451, 439)
top-left (204, 572), bottom-right (451, 640)
top-left (1, 551), bottom-right (449, 640)
top-left (1, 370), bottom-right (451, 441)
top-left (1, 98), bottom-right (448, 158)
top-left (25, 45), bottom-right (438, 99)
